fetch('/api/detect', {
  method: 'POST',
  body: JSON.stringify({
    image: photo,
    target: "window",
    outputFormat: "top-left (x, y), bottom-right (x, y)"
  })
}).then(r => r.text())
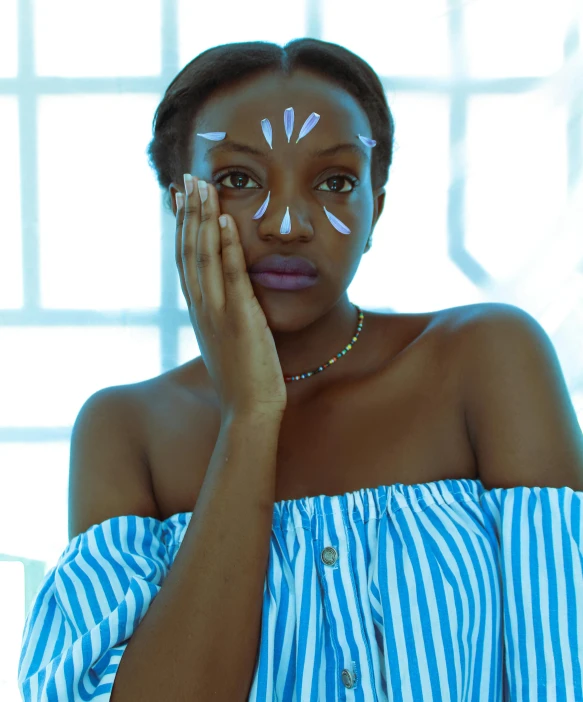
top-left (1, 1), bottom-right (582, 698)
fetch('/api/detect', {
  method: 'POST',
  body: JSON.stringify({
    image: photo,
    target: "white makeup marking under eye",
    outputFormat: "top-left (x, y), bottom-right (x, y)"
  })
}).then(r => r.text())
top-left (196, 110), bottom-right (376, 235)
top-left (252, 191), bottom-right (271, 220)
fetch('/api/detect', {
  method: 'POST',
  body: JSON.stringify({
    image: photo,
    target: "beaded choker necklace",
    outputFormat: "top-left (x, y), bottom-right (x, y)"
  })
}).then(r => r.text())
top-left (283, 305), bottom-right (364, 383)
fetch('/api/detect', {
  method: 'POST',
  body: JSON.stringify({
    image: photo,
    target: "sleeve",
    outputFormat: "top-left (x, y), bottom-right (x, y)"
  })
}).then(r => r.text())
top-left (17, 514), bottom-right (172, 702)
top-left (479, 485), bottom-right (583, 701)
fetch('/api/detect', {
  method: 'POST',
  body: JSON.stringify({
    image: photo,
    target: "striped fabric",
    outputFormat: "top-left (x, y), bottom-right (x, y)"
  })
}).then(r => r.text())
top-left (18, 478), bottom-right (583, 701)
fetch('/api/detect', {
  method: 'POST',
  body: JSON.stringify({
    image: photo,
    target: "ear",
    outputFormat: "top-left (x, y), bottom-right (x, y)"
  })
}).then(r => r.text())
top-left (364, 187), bottom-right (385, 253)
top-left (372, 187), bottom-right (386, 228)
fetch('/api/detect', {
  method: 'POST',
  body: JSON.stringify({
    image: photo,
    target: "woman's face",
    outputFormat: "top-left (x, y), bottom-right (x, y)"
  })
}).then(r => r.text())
top-left (173, 69), bottom-right (386, 330)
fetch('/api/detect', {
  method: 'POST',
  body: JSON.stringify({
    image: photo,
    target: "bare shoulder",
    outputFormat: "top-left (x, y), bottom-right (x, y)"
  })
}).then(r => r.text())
top-left (424, 302), bottom-right (497, 352)
top-left (388, 302), bottom-right (487, 361)
top-left (429, 301), bottom-right (533, 361)
top-left (423, 301), bottom-right (507, 379)
top-left (68, 385), bottom-right (162, 540)
top-left (383, 302), bottom-right (498, 404)
top-left (430, 302), bottom-right (489, 332)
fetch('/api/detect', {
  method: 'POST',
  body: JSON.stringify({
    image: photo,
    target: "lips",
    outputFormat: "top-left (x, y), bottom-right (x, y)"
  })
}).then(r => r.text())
top-left (248, 254), bottom-right (317, 276)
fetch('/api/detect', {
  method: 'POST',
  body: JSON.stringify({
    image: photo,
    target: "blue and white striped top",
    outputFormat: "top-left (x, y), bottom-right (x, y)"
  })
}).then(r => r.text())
top-left (18, 478), bottom-right (583, 701)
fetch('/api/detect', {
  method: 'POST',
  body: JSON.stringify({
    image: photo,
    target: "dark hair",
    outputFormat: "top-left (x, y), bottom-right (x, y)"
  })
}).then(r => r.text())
top-left (146, 38), bottom-right (396, 213)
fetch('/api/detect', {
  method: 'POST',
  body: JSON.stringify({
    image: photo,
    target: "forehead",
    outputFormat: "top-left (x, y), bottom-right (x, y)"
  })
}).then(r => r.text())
top-left (194, 70), bottom-right (371, 138)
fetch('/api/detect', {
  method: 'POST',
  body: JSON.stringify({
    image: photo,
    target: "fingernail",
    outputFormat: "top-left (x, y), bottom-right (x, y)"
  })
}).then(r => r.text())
top-left (198, 179), bottom-right (208, 203)
top-left (183, 173), bottom-right (194, 196)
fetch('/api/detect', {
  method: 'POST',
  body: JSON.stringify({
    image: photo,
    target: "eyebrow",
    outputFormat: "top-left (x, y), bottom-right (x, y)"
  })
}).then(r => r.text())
top-left (203, 140), bottom-right (371, 164)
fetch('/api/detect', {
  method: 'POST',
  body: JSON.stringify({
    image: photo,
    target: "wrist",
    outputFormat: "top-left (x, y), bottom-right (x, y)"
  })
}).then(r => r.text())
top-left (221, 407), bottom-right (285, 429)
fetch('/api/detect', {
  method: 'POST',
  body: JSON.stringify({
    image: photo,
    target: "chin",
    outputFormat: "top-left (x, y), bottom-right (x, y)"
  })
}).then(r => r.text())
top-left (257, 297), bottom-right (318, 333)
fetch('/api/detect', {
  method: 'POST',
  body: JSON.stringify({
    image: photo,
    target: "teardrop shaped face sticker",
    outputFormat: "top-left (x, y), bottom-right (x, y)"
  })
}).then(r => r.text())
top-left (295, 112), bottom-right (321, 144)
top-left (323, 206), bottom-right (351, 235)
top-left (284, 107), bottom-right (295, 143)
top-left (280, 206), bottom-right (291, 235)
top-left (358, 135), bottom-right (376, 148)
top-left (252, 191), bottom-right (271, 220)
top-left (261, 118), bottom-right (273, 149)
top-left (196, 132), bottom-right (227, 141)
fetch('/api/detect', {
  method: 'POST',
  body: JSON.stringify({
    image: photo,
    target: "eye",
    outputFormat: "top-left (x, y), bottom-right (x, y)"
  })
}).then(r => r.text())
top-left (317, 174), bottom-right (358, 194)
top-left (214, 170), bottom-right (261, 190)
top-left (213, 168), bottom-right (359, 194)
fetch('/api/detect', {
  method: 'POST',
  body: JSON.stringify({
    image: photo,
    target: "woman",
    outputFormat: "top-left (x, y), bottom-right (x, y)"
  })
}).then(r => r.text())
top-left (18, 39), bottom-right (583, 701)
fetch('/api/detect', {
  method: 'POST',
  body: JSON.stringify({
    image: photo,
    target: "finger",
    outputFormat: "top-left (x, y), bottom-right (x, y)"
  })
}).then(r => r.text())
top-left (180, 173), bottom-right (203, 307)
top-left (196, 181), bottom-right (226, 311)
top-left (218, 212), bottom-right (261, 307)
top-left (174, 191), bottom-right (192, 307)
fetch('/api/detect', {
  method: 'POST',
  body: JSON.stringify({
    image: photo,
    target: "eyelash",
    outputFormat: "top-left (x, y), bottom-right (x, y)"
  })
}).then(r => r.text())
top-left (213, 168), bottom-right (359, 194)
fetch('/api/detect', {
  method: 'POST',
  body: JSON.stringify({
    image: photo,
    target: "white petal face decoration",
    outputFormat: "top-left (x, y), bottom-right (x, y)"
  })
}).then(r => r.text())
top-left (261, 118), bottom-right (273, 149)
top-left (295, 112), bottom-right (320, 144)
top-left (252, 191), bottom-right (271, 220)
top-left (358, 134), bottom-right (376, 147)
top-left (280, 206), bottom-right (291, 235)
top-left (196, 132), bottom-right (227, 141)
top-left (323, 206), bottom-right (351, 235)
top-left (284, 107), bottom-right (294, 143)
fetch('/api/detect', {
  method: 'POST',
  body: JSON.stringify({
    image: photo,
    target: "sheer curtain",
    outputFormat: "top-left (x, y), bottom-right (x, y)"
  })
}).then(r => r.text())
top-left (1, 0), bottom-right (582, 698)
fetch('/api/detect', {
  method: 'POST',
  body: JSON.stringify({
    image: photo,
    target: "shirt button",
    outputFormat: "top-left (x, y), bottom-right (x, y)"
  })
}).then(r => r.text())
top-left (341, 668), bottom-right (357, 688)
top-left (321, 546), bottom-right (338, 566)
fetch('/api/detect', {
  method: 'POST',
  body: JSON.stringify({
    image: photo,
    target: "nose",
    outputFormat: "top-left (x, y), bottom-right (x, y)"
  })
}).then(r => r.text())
top-left (254, 190), bottom-right (316, 240)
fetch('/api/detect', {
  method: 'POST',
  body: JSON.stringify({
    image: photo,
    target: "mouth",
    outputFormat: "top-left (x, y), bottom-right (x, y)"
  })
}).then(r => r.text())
top-left (248, 254), bottom-right (318, 277)
top-left (249, 271), bottom-right (319, 291)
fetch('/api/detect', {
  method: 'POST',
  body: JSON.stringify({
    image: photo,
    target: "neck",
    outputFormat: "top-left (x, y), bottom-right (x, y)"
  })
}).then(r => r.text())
top-left (271, 295), bottom-right (361, 402)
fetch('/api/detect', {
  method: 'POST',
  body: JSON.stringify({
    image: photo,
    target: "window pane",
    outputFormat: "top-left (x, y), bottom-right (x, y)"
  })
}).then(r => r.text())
top-left (464, 0), bottom-right (573, 78)
top-left (322, 0), bottom-right (450, 77)
top-left (179, 325), bottom-right (201, 365)
top-left (34, 0), bottom-right (161, 76)
top-left (178, 0), bottom-right (307, 66)
top-left (0, 0), bottom-right (17, 77)
top-left (0, 561), bottom-right (25, 702)
top-left (37, 94), bottom-right (161, 309)
top-left (0, 327), bottom-right (161, 426)
top-left (0, 443), bottom-right (69, 564)
top-left (0, 97), bottom-right (22, 308)
top-left (465, 93), bottom-right (568, 278)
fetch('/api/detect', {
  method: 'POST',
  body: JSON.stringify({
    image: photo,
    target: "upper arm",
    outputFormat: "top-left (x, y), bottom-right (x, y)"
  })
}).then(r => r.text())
top-left (68, 386), bottom-right (161, 541)
top-left (459, 303), bottom-right (583, 491)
